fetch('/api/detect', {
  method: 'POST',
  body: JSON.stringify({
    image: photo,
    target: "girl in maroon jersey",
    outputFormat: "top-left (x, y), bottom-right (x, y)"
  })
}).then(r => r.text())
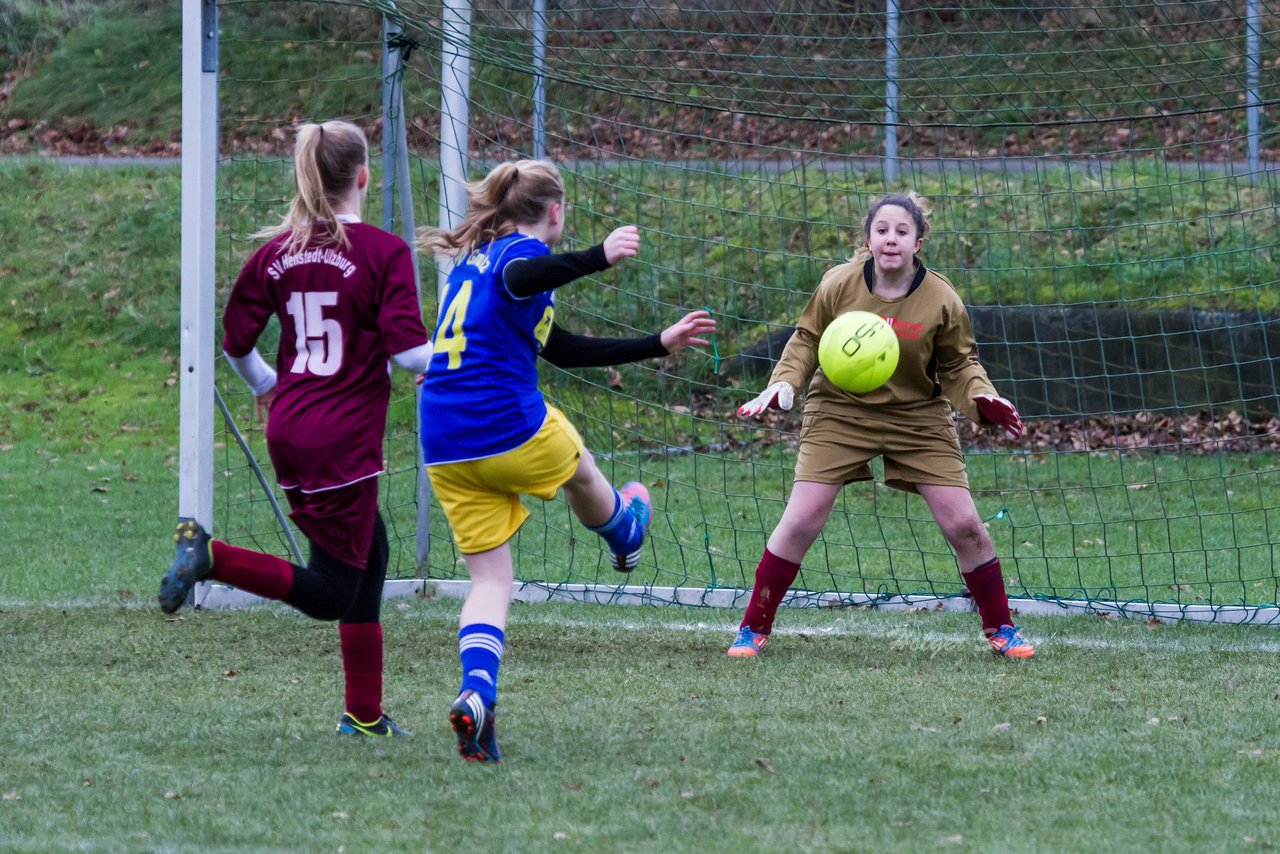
top-left (159, 120), bottom-right (431, 737)
top-left (730, 192), bottom-right (1033, 660)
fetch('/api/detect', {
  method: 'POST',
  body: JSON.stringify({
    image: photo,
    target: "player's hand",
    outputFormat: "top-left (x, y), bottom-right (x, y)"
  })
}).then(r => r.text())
top-left (603, 225), bottom-right (640, 265)
top-left (974, 393), bottom-right (1023, 439)
top-left (254, 388), bottom-right (276, 425)
top-left (660, 310), bottom-right (716, 353)
top-left (737, 381), bottom-right (794, 418)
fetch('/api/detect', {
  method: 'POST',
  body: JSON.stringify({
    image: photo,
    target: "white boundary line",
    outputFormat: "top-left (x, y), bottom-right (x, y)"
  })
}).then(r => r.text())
top-left (500, 612), bottom-right (1280, 654)
top-left (194, 578), bottom-right (1280, 626)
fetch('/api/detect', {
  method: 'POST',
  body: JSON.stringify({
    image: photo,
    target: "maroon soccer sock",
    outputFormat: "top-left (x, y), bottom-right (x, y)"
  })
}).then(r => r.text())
top-left (339, 622), bottom-right (383, 723)
top-left (210, 541), bottom-right (295, 601)
top-left (741, 547), bottom-right (802, 634)
top-left (962, 557), bottom-right (1014, 635)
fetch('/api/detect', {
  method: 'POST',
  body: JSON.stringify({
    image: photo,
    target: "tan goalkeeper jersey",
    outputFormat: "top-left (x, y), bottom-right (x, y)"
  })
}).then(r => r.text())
top-left (769, 259), bottom-right (998, 428)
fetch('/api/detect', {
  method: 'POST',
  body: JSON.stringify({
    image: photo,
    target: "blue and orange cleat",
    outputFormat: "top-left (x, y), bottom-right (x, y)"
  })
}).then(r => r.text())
top-left (727, 626), bottom-right (768, 658)
top-left (449, 690), bottom-right (501, 763)
top-left (159, 517), bottom-right (214, 614)
top-left (612, 481), bottom-right (652, 573)
top-left (336, 712), bottom-right (413, 737)
top-left (987, 624), bottom-right (1035, 659)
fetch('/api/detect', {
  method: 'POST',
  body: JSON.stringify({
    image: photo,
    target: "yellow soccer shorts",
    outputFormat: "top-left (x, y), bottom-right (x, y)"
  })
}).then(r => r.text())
top-left (427, 405), bottom-right (586, 554)
top-left (794, 409), bottom-right (969, 492)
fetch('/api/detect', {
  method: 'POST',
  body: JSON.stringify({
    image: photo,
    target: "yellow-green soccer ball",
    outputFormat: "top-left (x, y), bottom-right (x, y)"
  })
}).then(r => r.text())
top-left (817, 311), bottom-right (900, 393)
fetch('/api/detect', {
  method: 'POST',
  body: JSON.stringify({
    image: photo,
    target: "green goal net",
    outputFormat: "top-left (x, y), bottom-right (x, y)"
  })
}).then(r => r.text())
top-left (205, 0), bottom-right (1280, 622)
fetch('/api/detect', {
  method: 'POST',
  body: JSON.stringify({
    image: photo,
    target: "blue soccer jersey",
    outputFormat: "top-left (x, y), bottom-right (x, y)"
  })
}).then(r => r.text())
top-left (421, 233), bottom-right (556, 465)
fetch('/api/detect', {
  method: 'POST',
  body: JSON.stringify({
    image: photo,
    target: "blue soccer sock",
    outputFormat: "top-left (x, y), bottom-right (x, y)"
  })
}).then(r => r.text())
top-left (585, 489), bottom-right (643, 554)
top-left (458, 623), bottom-right (504, 708)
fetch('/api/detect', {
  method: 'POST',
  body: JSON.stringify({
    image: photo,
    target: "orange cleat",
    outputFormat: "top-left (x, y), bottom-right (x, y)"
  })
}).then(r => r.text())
top-left (988, 624), bottom-right (1035, 658)
top-left (727, 626), bottom-right (768, 658)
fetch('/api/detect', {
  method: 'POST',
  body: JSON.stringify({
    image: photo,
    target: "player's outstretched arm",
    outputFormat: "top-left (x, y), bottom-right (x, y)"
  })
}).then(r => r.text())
top-left (540, 323), bottom-right (661, 369)
top-left (737, 381), bottom-right (794, 418)
top-left (541, 310), bottom-right (713, 370)
top-left (504, 225), bottom-right (641, 300)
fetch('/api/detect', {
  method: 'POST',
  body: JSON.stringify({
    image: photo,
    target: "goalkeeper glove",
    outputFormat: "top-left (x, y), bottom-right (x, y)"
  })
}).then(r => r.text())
top-left (973, 393), bottom-right (1023, 440)
top-left (738, 381), bottom-right (795, 418)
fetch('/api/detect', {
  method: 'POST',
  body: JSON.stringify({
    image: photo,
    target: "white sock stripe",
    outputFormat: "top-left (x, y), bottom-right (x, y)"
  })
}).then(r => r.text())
top-left (460, 635), bottom-right (505, 658)
top-left (466, 692), bottom-right (486, 723)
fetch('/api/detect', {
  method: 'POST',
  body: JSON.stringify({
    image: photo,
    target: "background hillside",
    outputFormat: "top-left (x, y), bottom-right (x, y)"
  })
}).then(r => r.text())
top-left (2, 0), bottom-right (1277, 157)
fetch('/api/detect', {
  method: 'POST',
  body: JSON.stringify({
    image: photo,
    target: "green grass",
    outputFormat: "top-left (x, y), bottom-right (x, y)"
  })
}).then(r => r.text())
top-left (0, 161), bottom-right (181, 456)
top-left (3, 600), bottom-right (1280, 852)
top-left (0, 0), bottom-right (97, 75)
top-left (5, 3), bottom-right (179, 136)
top-left (3, 1), bottom-right (388, 144)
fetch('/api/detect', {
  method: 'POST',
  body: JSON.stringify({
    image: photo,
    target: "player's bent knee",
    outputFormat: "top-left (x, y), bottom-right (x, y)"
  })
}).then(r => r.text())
top-left (305, 600), bottom-right (350, 622)
top-left (781, 516), bottom-right (827, 549)
top-left (943, 518), bottom-right (990, 553)
top-left (564, 452), bottom-right (600, 492)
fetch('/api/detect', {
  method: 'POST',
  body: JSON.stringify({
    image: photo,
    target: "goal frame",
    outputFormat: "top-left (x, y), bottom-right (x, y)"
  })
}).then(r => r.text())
top-left (181, 0), bottom-right (1280, 626)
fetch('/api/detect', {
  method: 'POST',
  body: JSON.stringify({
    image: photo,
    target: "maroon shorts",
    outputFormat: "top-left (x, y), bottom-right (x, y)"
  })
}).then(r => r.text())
top-left (281, 475), bottom-right (380, 569)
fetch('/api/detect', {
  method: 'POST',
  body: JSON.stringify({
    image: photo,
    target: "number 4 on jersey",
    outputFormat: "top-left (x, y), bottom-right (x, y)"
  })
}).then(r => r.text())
top-left (434, 279), bottom-right (471, 369)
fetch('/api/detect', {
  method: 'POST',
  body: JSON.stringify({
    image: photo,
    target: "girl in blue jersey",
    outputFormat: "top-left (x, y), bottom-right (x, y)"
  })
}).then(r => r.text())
top-left (419, 159), bottom-right (714, 762)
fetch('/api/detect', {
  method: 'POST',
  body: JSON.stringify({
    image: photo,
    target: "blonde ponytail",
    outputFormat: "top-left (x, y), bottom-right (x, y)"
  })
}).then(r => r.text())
top-left (254, 120), bottom-right (369, 255)
top-left (419, 159), bottom-right (566, 259)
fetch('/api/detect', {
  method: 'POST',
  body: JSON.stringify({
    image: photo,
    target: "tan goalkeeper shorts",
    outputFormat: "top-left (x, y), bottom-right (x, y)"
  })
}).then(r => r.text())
top-left (793, 409), bottom-right (969, 493)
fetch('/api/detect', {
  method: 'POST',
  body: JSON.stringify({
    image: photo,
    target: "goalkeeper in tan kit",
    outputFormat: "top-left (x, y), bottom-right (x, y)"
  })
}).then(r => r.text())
top-left (730, 192), bottom-right (1034, 659)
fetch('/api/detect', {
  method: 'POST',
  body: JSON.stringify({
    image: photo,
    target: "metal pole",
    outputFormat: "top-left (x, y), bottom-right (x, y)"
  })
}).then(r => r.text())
top-left (884, 0), bottom-right (900, 186)
top-left (179, 0), bottom-right (217, 532)
top-left (533, 0), bottom-right (547, 160)
top-left (382, 11), bottom-right (432, 572)
top-left (381, 14), bottom-right (421, 283)
top-left (382, 16), bottom-right (400, 234)
top-left (438, 0), bottom-right (472, 297)
top-left (1246, 0), bottom-right (1261, 181)
top-left (214, 389), bottom-right (305, 565)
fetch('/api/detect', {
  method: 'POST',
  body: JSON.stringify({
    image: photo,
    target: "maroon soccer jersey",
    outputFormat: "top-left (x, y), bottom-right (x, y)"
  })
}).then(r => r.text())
top-left (222, 219), bottom-right (428, 493)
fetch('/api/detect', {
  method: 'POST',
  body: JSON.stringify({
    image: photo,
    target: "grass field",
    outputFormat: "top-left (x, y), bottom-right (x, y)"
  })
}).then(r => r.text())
top-left (4, 594), bottom-right (1280, 851)
top-left (6, 422), bottom-right (1280, 851)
